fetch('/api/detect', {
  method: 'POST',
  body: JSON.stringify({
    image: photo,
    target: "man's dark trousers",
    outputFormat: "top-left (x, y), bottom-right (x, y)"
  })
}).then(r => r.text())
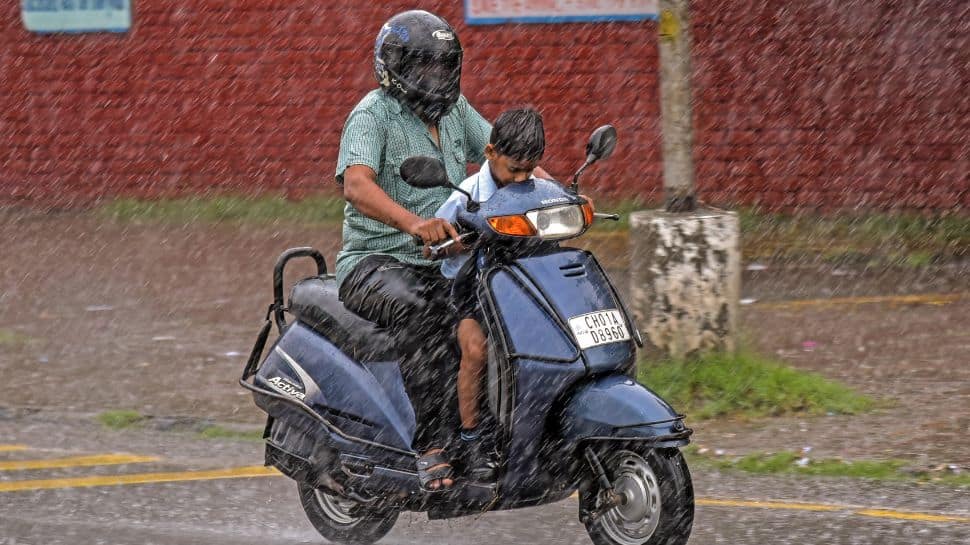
top-left (339, 254), bottom-right (459, 454)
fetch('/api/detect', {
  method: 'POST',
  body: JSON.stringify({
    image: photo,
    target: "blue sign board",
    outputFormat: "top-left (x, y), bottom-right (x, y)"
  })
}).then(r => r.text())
top-left (465, 0), bottom-right (657, 25)
top-left (22, 0), bottom-right (132, 33)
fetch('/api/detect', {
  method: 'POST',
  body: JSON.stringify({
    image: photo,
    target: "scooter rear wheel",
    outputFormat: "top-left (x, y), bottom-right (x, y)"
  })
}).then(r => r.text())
top-left (298, 482), bottom-right (398, 545)
top-left (581, 446), bottom-right (693, 545)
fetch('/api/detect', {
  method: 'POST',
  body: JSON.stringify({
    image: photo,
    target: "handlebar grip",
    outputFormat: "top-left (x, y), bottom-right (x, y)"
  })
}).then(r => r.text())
top-left (429, 232), bottom-right (474, 259)
top-left (594, 212), bottom-right (621, 221)
top-left (428, 238), bottom-right (457, 259)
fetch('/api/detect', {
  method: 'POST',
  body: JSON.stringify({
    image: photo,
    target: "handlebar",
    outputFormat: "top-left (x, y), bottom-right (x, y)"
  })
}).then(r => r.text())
top-left (428, 232), bottom-right (474, 259)
top-left (410, 210), bottom-right (619, 258)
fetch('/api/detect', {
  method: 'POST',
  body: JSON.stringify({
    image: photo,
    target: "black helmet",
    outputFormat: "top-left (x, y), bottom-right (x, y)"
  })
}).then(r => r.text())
top-left (374, 10), bottom-right (462, 123)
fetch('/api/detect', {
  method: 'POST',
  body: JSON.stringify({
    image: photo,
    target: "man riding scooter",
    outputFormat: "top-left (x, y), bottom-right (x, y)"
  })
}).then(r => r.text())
top-left (334, 9), bottom-right (550, 490)
top-left (244, 13), bottom-right (695, 541)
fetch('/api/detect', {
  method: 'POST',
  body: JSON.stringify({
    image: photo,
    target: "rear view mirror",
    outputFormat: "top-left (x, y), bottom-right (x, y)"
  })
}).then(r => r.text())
top-left (400, 156), bottom-right (451, 189)
top-left (570, 124), bottom-right (618, 193)
top-left (585, 125), bottom-right (617, 163)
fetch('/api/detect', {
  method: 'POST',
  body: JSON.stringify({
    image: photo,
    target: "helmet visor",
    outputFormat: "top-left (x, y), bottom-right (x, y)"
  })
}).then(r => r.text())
top-left (400, 50), bottom-right (461, 96)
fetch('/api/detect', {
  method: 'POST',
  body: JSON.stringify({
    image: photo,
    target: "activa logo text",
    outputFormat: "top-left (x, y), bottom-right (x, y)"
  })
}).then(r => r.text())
top-left (267, 376), bottom-right (306, 401)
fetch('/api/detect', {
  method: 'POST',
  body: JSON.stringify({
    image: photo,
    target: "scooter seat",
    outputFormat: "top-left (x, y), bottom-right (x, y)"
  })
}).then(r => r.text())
top-left (288, 276), bottom-right (400, 362)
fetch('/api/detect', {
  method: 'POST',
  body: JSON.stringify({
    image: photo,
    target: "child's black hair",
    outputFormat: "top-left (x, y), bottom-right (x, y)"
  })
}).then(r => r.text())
top-left (489, 108), bottom-right (545, 162)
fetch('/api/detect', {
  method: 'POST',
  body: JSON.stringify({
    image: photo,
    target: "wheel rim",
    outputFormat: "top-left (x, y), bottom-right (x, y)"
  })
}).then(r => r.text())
top-left (599, 451), bottom-right (662, 545)
top-left (314, 489), bottom-right (362, 527)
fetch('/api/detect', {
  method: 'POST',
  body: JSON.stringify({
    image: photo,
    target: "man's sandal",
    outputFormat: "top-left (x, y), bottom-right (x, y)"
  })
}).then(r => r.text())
top-left (416, 449), bottom-right (454, 492)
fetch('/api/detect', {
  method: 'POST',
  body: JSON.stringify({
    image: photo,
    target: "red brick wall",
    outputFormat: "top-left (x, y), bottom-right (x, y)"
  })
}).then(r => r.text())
top-left (1, 1), bottom-right (967, 211)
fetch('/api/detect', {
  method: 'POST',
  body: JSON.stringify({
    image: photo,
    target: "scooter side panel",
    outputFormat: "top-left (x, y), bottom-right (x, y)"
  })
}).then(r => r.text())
top-left (488, 269), bottom-right (578, 361)
top-left (509, 249), bottom-right (636, 373)
top-left (254, 322), bottom-right (416, 452)
top-left (498, 357), bottom-right (586, 498)
top-left (558, 374), bottom-right (690, 449)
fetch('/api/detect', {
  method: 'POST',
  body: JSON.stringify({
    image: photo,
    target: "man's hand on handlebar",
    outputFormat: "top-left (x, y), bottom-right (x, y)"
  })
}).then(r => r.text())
top-left (422, 239), bottom-right (464, 259)
top-left (422, 232), bottom-right (473, 260)
top-left (408, 217), bottom-right (460, 246)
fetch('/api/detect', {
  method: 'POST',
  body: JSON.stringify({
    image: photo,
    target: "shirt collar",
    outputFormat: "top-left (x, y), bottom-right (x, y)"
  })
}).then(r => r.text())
top-left (475, 161), bottom-right (499, 202)
top-left (477, 160), bottom-right (538, 200)
top-left (382, 90), bottom-right (403, 115)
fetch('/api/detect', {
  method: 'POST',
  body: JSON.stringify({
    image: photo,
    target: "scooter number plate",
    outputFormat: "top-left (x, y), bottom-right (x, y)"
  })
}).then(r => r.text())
top-left (568, 309), bottom-right (630, 349)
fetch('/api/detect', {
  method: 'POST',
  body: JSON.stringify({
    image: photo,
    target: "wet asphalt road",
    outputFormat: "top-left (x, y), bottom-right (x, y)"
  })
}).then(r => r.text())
top-left (1, 414), bottom-right (967, 545)
top-left (1, 214), bottom-right (968, 544)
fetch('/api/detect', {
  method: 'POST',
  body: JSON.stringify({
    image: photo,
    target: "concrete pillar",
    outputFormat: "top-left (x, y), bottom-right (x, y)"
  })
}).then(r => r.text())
top-left (629, 209), bottom-right (741, 360)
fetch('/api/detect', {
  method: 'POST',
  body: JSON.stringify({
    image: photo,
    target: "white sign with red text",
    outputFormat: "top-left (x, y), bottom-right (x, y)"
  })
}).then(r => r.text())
top-left (465, 0), bottom-right (657, 25)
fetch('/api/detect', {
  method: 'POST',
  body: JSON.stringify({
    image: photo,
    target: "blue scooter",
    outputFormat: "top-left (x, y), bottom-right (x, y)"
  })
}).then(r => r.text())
top-left (240, 126), bottom-right (694, 545)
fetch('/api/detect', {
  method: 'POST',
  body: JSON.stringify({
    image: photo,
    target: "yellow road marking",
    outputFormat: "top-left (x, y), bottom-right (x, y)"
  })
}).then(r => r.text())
top-left (0, 454), bottom-right (159, 471)
top-left (758, 292), bottom-right (967, 310)
top-left (854, 509), bottom-right (970, 524)
top-left (696, 498), bottom-right (840, 512)
top-left (2, 466), bottom-right (964, 524)
top-left (0, 445), bottom-right (29, 453)
top-left (570, 493), bottom-right (966, 524)
top-left (697, 498), bottom-right (969, 524)
top-left (0, 465), bottom-right (280, 493)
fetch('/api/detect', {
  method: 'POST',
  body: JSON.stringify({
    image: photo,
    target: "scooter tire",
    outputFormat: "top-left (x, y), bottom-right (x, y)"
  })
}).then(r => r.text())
top-left (581, 446), bottom-right (694, 545)
top-left (298, 481), bottom-right (398, 545)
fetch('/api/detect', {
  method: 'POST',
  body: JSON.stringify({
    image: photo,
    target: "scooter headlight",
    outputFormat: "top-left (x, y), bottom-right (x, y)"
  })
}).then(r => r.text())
top-left (526, 204), bottom-right (589, 240)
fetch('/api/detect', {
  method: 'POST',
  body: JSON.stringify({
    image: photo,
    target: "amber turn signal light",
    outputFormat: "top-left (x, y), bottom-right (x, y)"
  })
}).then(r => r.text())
top-left (580, 198), bottom-right (595, 226)
top-left (487, 214), bottom-right (537, 236)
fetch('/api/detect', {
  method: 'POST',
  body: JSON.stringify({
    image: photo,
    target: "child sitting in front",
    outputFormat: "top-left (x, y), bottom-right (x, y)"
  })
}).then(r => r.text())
top-left (435, 107), bottom-right (545, 481)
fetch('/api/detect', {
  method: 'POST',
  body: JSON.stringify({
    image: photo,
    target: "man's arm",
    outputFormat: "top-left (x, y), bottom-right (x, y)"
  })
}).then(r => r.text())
top-left (342, 165), bottom-right (458, 244)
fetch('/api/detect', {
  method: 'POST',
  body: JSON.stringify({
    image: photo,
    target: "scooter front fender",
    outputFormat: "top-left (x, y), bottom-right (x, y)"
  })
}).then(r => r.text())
top-left (558, 374), bottom-right (692, 450)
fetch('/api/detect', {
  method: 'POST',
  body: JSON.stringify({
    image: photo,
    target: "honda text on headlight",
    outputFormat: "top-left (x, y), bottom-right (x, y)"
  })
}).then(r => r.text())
top-left (487, 202), bottom-right (594, 240)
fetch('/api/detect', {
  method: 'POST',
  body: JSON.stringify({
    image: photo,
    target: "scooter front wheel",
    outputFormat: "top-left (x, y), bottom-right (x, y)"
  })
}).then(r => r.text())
top-left (298, 482), bottom-right (398, 545)
top-left (580, 446), bottom-right (693, 545)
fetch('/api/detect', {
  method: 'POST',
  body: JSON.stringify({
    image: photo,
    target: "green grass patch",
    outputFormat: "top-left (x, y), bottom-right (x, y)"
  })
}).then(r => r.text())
top-left (899, 250), bottom-right (935, 268)
top-left (729, 451), bottom-right (904, 479)
top-left (586, 198), bottom-right (968, 264)
top-left (684, 447), bottom-right (970, 486)
top-left (197, 425), bottom-right (264, 442)
top-left (0, 329), bottom-right (31, 347)
top-left (738, 208), bottom-right (970, 265)
top-left (93, 194), bottom-right (969, 265)
top-left (638, 349), bottom-right (874, 420)
top-left (96, 410), bottom-right (146, 430)
top-left (97, 195), bottom-right (345, 225)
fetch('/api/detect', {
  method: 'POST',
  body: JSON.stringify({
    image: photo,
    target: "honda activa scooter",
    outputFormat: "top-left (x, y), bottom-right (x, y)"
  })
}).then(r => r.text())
top-left (240, 126), bottom-right (694, 545)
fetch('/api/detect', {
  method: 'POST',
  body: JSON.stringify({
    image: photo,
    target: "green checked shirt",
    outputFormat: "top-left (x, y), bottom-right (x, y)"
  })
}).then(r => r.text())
top-left (334, 89), bottom-right (491, 286)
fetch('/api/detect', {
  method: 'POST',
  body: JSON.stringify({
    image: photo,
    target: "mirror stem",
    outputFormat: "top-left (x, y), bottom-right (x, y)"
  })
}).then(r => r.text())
top-left (570, 158), bottom-right (594, 194)
top-left (453, 186), bottom-right (480, 212)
